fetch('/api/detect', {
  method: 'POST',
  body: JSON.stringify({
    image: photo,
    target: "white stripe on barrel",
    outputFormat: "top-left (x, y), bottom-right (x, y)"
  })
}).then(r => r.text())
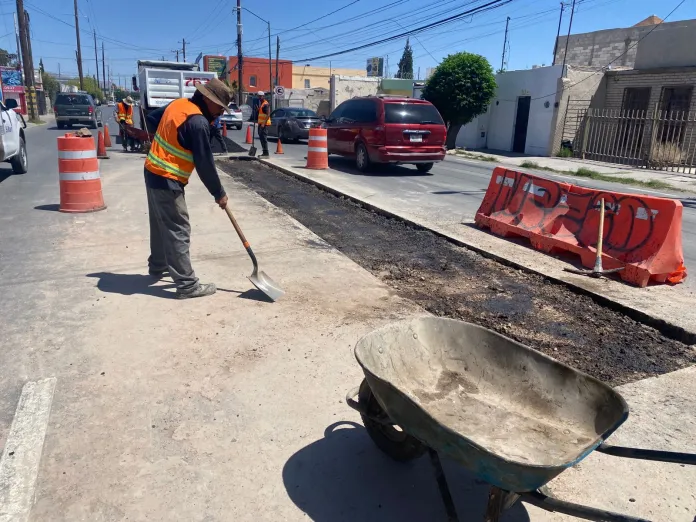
top-left (57, 149), bottom-right (98, 160)
top-left (59, 171), bottom-right (101, 181)
top-left (308, 147), bottom-right (328, 153)
top-left (308, 135), bottom-right (327, 142)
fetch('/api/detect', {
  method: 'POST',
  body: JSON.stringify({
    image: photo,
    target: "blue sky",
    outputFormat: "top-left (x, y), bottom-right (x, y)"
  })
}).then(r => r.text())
top-left (0, 0), bottom-right (692, 84)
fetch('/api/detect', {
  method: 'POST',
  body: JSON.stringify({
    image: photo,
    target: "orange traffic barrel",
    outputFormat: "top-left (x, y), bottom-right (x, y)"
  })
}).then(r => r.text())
top-left (58, 133), bottom-right (106, 213)
top-left (306, 128), bottom-right (328, 169)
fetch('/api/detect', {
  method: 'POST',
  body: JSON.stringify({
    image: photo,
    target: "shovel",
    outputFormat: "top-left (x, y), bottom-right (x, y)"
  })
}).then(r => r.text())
top-left (248, 122), bottom-right (257, 157)
top-left (224, 205), bottom-right (284, 301)
top-left (564, 197), bottom-right (625, 278)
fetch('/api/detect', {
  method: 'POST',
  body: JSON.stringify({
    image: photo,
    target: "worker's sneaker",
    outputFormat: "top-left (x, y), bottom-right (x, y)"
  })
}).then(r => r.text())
top-left (258, 152), bottom-right (270, 159)
top-left (148, 268), bottom-right (169, 279)
top-left (176, 283), bottom-right (217, 299)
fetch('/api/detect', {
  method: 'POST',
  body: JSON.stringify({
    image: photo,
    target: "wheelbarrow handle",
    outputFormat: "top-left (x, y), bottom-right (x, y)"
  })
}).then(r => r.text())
top-left (597, 443), bottom-right (696, 465)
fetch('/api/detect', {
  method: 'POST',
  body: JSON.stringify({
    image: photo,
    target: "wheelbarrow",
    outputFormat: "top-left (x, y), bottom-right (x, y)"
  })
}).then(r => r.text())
top-left (345, 317), bottom-right (696, 521)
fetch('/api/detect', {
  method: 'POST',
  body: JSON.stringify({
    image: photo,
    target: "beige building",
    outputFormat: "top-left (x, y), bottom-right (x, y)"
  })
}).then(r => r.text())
top-left (292, 65), bottom-right (365, 89)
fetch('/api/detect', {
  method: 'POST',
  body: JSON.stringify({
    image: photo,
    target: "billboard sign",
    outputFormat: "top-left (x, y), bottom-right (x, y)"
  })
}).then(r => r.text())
top-left (366, 57), bottom-right (383, 77)
top-left (1, 67), bottom-right (23, 93)
top-left (203, 55), bottom-right (228, 78)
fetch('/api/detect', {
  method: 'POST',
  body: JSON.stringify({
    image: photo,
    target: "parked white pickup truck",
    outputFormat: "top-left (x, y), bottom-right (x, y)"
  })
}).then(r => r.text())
top-left (0, 98), bottom-right (28, 174)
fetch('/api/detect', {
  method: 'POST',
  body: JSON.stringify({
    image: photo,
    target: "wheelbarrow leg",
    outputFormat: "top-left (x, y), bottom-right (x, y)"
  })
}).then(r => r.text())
top-left (428, 448), bottom-right (459, 522)
top-left (485, 487), bottom-right (520, 522)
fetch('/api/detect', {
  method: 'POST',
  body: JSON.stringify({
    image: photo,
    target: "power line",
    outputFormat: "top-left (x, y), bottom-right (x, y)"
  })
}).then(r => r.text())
top-left (291, 0), bottom-right (513, 63)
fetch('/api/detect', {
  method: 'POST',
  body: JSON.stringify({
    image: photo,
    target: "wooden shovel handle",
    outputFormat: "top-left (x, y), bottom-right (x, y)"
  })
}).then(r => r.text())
top-left (224, 205), bottom-right (250, 248)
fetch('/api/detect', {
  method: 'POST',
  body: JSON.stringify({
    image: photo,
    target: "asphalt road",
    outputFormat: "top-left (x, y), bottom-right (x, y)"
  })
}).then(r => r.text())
top-left (227, 122), bottom-right (696, 290)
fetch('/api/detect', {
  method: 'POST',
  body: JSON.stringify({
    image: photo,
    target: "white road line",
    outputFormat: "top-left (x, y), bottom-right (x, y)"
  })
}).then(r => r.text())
top-left (0, 378), bottom-right (57, 522)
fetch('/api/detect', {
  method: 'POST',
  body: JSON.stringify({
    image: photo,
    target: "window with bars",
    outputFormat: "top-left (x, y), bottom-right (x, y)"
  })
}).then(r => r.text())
top-left (621, 87), bottom-right (651, 113)
top-left (658, 86), bottom-right (693, 145)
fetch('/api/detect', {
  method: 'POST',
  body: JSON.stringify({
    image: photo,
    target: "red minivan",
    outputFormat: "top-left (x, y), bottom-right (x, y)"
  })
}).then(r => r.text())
top-left (324, 96), bottom-right (447, 173)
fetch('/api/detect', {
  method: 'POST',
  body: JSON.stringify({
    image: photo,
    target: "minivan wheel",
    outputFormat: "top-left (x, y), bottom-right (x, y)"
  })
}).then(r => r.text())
top-left (57, 122), bottom-right (65, 129)
top-left (416, 162), bottom-right (434, 174)
top-left (356, 143), bottom-right (371, 172)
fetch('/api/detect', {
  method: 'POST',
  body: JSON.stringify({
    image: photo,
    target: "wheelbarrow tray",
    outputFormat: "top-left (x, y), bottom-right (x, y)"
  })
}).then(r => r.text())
top-left (354, 317), bottom-right (629, 492)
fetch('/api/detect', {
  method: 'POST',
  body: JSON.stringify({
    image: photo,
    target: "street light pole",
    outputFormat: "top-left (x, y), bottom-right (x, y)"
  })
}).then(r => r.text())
top-left (73, 0), bottom-right (84, 90)
top-left (236, 0), bottom-right (243, 105)
top-left (552, 2), bottom-right (565, 66)
top-left (561, 0), bottom-right (576, 72)
top-left (268, 21), bottom-right (272, 110)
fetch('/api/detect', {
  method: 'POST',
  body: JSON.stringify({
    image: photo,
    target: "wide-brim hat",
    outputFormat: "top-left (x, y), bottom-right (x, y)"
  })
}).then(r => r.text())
top-left (123, 96), bottom-right (134, 105)
top-left (196, 78), bottom-right (232, 113)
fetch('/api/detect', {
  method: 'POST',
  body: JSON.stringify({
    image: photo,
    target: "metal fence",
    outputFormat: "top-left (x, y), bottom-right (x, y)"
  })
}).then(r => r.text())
top-left (572, 108), bottom-right (696, 173)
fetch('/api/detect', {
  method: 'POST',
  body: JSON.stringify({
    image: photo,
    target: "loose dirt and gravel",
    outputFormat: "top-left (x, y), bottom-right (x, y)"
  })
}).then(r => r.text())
top-left (218, 159), bottom-right (696, 386)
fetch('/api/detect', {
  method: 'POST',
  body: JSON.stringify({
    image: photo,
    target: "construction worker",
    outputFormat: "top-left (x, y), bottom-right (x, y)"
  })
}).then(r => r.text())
top-left (144, 78), bottom-right (232, 299)
top-left (256, 90), bottom-right (271, 158)
top-left (116, 96), bottom-right (135, 151)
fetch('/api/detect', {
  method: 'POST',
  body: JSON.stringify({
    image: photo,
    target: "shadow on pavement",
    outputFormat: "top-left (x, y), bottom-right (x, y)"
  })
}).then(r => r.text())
top-left (34, 204), bottom-right (60, 211)
top-left (326, 157), bottom-right (427, 178)
top-left (282, 421), bottom-right (530, 522)
top-left (0, 167), bottom-right (21, 184)
top-left (680, 198), bottom-right (696, 209)
top-left (87, 272), bottom-right (177, 299)
top-left (237, 288), bottom-right (275, 302)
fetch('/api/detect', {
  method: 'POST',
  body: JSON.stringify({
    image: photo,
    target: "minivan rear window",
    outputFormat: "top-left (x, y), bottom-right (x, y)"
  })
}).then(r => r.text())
top-left (56, 94), bottom-right (91, 105)
top-left (384, 103), bottom-right (444, 125)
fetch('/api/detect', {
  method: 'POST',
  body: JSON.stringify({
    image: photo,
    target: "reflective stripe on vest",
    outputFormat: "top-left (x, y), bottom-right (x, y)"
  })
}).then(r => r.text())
top-left (257, 100), bottom-right (271, 126)
top-left (144, 98), bottom-right (201, 184)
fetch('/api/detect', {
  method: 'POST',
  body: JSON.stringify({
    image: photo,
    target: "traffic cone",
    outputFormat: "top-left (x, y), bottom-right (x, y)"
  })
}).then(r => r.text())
top-left (245, 125), bottom-right (253, 144)
top-left (222, 124), bottom-right (228, 138)
top-left (104, 128), bottom-right (112, 147)
top-left (97, 131), bottom-right (109, 159)
top-left (275, 137), bottom-right (284, 154)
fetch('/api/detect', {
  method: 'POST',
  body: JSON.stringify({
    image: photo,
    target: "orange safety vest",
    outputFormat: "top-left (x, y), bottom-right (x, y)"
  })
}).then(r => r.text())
top-left (144, 98), bottom-right (201, 185)
top-left (257, 100), bottom-right (271, 126)
top-left (117, 102), bottom-right (133, 125)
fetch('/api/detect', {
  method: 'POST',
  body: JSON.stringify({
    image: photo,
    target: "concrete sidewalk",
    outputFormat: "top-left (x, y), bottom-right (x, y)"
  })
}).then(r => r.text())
top-left (0, 146), bottom-right (694, 520)
top-left (451, 149), bottom-right (696, 192)
top-left (257, 153), bottom-right (696, 344)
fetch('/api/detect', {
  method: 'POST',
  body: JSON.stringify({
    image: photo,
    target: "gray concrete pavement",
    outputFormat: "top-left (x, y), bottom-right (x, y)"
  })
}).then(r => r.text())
top-left (0, 119), bottom-right (694, 521)
top-left (227, 122), bottom-right (696, 291)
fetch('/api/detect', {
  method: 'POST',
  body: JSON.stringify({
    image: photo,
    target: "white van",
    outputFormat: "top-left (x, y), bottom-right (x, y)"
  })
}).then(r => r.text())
top-left (0, 99), bottom-right (28, 173)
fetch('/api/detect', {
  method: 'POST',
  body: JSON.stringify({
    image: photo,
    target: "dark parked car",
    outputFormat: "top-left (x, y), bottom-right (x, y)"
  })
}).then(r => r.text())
top-left (54, 92), bottom-right (99, 129)
top-left (324, 96), bottom-right (446, 173)
top-left (267, 107), bottom-right (322, 142)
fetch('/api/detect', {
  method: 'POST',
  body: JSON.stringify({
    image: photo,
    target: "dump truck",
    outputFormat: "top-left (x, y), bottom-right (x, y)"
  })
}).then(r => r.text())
top-left (134, 60), bottom-right (217, 130)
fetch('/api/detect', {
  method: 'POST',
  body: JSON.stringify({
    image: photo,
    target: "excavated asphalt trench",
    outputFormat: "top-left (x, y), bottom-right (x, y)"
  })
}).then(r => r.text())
top-left (218, 159), bottom-right (696, 386)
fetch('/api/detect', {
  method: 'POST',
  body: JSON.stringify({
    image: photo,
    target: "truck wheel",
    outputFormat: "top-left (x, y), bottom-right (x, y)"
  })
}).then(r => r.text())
top-left (57, 122), bottom-right (65, 129)
top-left (11, 138), bottom-right (27, 174)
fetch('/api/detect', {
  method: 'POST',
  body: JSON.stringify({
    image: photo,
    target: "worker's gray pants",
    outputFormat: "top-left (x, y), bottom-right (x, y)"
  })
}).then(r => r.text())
top-left (146, 185), bottom-right (199, 292)
top-left (258, 125), bottom-right (269, 154)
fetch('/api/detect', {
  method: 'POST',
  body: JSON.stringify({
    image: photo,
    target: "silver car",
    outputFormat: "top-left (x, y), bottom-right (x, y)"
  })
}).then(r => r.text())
top-left (219, 102), bottom-right (243, 130)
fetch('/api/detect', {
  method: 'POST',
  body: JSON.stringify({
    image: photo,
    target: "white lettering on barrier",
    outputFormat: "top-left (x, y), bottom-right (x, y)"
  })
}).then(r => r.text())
top-left (495, 175), bottom-right (515, 188)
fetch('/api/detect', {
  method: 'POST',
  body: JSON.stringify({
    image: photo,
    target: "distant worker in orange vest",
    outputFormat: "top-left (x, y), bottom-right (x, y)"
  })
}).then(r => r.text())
top-left (256, 90), bottom-right (271, 158)
top-left (144, 78), bottom-right (232, 299)
top-left (116, 96), bottom-right (135, 151)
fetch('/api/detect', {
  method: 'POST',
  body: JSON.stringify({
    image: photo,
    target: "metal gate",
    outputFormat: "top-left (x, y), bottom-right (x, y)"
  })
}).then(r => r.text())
top-left (560, 98), bottom-right (591, 150)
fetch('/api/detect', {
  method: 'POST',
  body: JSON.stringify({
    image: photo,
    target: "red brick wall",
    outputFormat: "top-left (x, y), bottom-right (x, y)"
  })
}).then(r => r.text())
top-left (228, 57), bottom-right (292, 92)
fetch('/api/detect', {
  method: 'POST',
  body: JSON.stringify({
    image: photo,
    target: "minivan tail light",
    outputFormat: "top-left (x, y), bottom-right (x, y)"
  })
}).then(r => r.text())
top-left (88, 106), bottom-right (93, 114)
top-left (374, 125), bottom-right (386, 146)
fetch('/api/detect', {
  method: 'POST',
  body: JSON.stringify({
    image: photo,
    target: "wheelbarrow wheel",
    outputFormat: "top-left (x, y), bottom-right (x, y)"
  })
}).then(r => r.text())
top-left (358, 379), bottom-right (426, 462)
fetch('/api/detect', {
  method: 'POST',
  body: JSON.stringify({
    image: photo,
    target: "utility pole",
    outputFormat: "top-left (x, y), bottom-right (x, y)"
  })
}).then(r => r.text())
top-left (561, 0), bottom-right (576, 72)
top-left (267, 21), bottom-right (272, 110)
top-left (181, 39), bottom-right (187, 62)
top-left (58, 63), bottom-right (61, 79)
top-left (74, 0), bottom-right (84, 90)
top-left (93, 29), bottom-right (100, 96)
top-left (275, 35), bottom-right (279, 88)
top-left (552, 2), bottom-right (565, 66)
top-left (16, 0), bottom-right (38, 120)
top-left (236, 0), bottom-right (243, 105)
top-left (101, 41), bottom-right (105, 91)
top-left (501, 16), bottom-right (510, 72)
top-left (13, 13), bottom-right (22, 70)
top-left (172, 49), bottom-right (179, 62)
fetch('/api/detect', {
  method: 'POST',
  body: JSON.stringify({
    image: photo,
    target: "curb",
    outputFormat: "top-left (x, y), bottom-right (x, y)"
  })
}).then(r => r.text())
top-left (240, 156), bottom-right (696, 346)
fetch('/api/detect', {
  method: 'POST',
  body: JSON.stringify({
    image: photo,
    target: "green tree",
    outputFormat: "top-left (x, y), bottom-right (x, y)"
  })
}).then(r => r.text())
top-left (42, 71), bottom-right (60, 103)
top-left (0, 48), bottom-right (19, 67)
top-left (422, 52), bottom-right (496, 150)
top-left (396, 38), bottom-right (413, 79)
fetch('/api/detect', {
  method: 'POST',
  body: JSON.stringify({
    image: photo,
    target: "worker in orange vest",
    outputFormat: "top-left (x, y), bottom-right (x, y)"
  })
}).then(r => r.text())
top-left (143, 78), bottom-right (232, 299)
top-left (256, 91), bottom-right (271, 158)
top-left (116, 96), bottom-right (135, 151)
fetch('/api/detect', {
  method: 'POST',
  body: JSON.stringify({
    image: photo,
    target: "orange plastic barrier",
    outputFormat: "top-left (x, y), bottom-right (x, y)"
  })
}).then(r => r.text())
top-left (57, 133), bottom-right (106, 213)
top-left (306, 128), bottom-right (328, 169)
top-left (475, 167), bottom-right (687, 287)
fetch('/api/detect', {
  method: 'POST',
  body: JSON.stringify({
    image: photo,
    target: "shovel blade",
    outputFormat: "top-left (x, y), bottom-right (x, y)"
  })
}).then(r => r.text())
top-left (248, 270), bottom-right (285, 302)
top-left (248, 145), bottom-right (257, 157)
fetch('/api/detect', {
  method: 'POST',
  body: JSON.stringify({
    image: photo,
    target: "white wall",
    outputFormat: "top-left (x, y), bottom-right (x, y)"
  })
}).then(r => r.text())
top-left (330, 75), bottom-right (380, 110)
top-left (456, 65), bottom-right (563, 155)
top-left (455, 112), bottom-right (488, 149)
